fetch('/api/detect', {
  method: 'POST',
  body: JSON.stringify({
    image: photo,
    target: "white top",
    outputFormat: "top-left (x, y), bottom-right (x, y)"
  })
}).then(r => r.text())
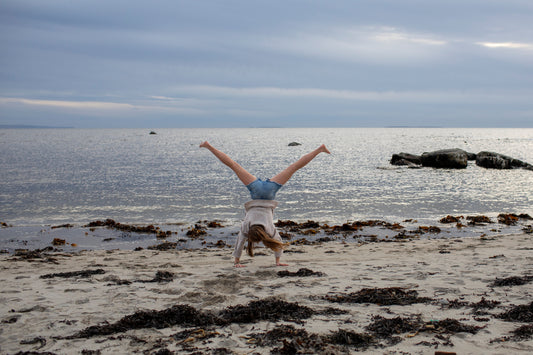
top-left (232, 200), bottom-right (283, 258)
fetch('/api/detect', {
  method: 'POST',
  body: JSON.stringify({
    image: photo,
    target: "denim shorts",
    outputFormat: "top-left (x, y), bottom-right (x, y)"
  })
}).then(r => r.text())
top-left (246, 179), bottom-right (282, 200)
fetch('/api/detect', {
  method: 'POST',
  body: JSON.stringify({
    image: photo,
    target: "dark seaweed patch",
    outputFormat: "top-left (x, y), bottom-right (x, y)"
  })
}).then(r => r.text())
top-left (489, 275), bottom-right (533, 287)
top-left (510, 324), bottom-right (533, 341)
top-left (218, 297), bottom-right (314, 324)
top-left (40, 269), bottom-right (105, 279)
top-left (427, 319), bottom-right (484, 334)
top-left (497, 302), bottom-right (533, 322)
top-left (277, 268), bottom-right (324, 277)
top-left (327, 329), bottom-right (375, 348)
top-left (68, 297), bottom-right (313, 339)
top-left (324, 287), bottom-right (431, 306)
top-left (250, 324), bottom-right (374, 354)
top-left (137, 271), bottom-right (174, 283)
top-left (147, 242), bottom-right (177, 251)
top-left (470, 297), bottom-right (501, 312)
top-left (366, 315), bottom-right (422, 337)
top-left (70, 305), bottom-right (217, 338)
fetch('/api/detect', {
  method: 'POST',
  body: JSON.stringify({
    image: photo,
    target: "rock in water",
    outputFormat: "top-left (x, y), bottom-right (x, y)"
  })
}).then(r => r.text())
top-left (420, 148), bottom-right (468, 169)
top-left (390, 153), bottom-right (421, 166)
top-left (476, 151), bottom-right (533, 170)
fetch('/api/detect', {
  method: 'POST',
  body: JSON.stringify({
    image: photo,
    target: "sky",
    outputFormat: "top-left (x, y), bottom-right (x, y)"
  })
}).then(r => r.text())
top-left (1, 0), bottom-right (533, 128)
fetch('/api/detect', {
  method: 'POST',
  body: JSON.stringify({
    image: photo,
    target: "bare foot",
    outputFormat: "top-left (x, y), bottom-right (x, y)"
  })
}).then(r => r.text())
top-left (319, 144), bottom-right (331, 154)
top-left (234, 263), bottom-right (246, 268)
top-left (276, 263), bottom-right (289, 267)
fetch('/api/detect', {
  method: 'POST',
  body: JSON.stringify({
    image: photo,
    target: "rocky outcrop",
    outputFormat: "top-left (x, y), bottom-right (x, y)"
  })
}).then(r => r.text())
top-left (420, 149), bottom-right (468, 169)
top-left (390, 149), bottom-right (532, 171)
top-left (476, 151), bottom-right (533, 170)
top-left (390, 153), bottom-right (421, 166)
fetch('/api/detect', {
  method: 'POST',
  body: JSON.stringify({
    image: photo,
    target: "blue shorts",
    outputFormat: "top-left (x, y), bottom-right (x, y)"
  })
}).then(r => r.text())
top-left (246, 179), bottom-right (282, 200)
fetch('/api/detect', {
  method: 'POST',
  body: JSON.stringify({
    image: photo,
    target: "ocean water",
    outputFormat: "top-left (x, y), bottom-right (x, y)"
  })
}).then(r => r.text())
top-left (1, 128), bottom-right (532, 250)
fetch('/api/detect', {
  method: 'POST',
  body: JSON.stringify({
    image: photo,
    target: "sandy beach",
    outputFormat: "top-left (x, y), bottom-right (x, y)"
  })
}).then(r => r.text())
top-left (1, 231), bottom-right (532, 354)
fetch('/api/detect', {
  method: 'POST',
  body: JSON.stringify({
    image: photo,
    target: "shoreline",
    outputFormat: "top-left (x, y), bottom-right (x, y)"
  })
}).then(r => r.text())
top-left (1, 213), bottom-right (532, 255)
top-left (1, 231), bottom-right (532, 354)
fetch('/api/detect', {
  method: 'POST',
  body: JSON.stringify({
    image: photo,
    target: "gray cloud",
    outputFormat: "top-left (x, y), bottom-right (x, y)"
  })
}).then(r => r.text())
top-left (1, 0), bottom-right (532, 127)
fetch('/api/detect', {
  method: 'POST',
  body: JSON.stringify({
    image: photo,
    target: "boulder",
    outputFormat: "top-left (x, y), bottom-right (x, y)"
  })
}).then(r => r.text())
top-left (466, 152), bottom-right (477, 161)
top-left (390, 153), bottom-right (421, 166)
top-left (476, 151), bottom-right (533, 170)
top-left (420, 149), bottom-right (468, 169)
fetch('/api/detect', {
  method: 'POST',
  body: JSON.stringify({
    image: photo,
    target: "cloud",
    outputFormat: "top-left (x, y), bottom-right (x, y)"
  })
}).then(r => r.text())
top-left (266, 26), bottom-right (449, 65)
top-left (170, 85), bottom-right (533, 105)
top-left (0, 97), bottom-right (205, 116)
top-left (476, 41), bottom-right (533, 49)
top-left (0, 97), bottom-right (135, 110)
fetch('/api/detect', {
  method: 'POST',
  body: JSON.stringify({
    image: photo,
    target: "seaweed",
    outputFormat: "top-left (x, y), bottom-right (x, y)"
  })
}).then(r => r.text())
top-left (147, 242), bottom-right (177, 251)
top-left (218, 297), bottom-right (314, 323)
top-left (427, 319), bottom-right (483, 334)
top-left (327, 329), bottom-right (375, 348)
top-left (323, 287), bottom-right (431, 306)
top-left (489, 275), bottom-right (533, 287)
top-left (277, 268), bottom-right (324, 277)
top-left (250, 324), bottom-right (374, 354)
top-left (85, 219), bottom-right (173, 238)
top-left (68, 297), bottom-right (313, 339)
top-left (510, 324), bottom-right (533, 341)
top-left (497, 302), bottom-right (533, 322)
top-left (366, 315), bottom-right (422, 337)
top-left (10, 248), bottom-right (59, 263)
top-left (137, 270), bottom-right (175, 283)
top-left (70, 304), bottom-right (218, 338)
top-left (40, 269), bottom-right (105, 279)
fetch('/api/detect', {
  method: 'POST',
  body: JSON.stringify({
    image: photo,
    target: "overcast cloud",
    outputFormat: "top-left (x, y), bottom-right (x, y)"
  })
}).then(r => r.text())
top-left (1, 0), bottom-right (532, 127)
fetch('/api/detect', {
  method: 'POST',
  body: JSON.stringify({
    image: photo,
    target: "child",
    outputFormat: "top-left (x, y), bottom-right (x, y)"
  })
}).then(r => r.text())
top-left (200, 141), bottom-right (330, 267)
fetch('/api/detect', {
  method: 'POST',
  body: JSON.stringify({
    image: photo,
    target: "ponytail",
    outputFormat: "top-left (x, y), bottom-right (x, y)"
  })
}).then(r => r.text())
top-left (247, 224), bottom-right (287, 257)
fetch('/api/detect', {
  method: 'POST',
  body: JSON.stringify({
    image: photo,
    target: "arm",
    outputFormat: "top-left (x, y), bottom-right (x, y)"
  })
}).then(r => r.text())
top-left (232, 230), bottom-right (247, 267)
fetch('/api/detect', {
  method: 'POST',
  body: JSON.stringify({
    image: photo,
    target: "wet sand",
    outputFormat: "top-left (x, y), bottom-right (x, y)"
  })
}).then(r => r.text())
top-left (1, 232), bottom-right (533, 354)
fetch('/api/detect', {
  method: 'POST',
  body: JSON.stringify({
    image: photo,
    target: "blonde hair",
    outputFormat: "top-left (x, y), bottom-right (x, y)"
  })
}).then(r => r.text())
top-left (246, 224), bottom-right (287, 257)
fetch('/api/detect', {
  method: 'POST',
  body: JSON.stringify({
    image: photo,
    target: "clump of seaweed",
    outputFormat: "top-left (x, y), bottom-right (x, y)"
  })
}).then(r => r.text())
top-left (40, 269), bottom-right (105, 279)
top-left (277, 268), bottom-right (324, 277)
top-left (137, 270), bottom-right (174, 283)
top-left (10, 249), bottom-right (59, 263)
top-left (250, 324), bottom-right (375, 354)
top-left (470, 297), bottom-right (501, 312)
top-left (427, 319), bottom-right (484, 334)
top-left (327, 329), bottom-right (375, 349)
top-left (497, 302), bottom-right (533, 322)
top-left (489, 275), bottom-right (533, 287)
top-left (85, 219), bottom-right (173, 238)
top-left (70, 304), bottom-right (217, 338)
top-left (67, 297), bottom-right (314, 339)
top-left (510, 324), bottom-right (533, 341)
top-left (466, 215), bottom-right (492, 225)
top-left (366, 315), bottom-right (422, 337)
top-left (147, 242), bottom-right (177, 251)
top-left (219, 297), bottom-right (314, 324)
top-left (323, 287), bottom-right (431, 306)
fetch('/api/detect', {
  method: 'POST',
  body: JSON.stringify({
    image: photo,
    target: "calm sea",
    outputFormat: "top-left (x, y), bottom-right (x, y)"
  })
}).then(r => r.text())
top-left (1, 128), bottom-right (532, 250)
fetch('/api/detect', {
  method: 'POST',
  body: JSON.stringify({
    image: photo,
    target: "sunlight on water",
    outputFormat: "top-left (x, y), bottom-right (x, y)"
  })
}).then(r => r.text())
top-left (0, 128), bottom-right (532, 228)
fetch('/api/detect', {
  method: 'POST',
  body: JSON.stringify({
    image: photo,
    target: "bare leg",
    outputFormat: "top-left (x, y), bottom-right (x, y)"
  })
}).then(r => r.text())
top-left (270, 144), bottom-right (330, 185)
top-left (200, 141), bottom-right (257, 185)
